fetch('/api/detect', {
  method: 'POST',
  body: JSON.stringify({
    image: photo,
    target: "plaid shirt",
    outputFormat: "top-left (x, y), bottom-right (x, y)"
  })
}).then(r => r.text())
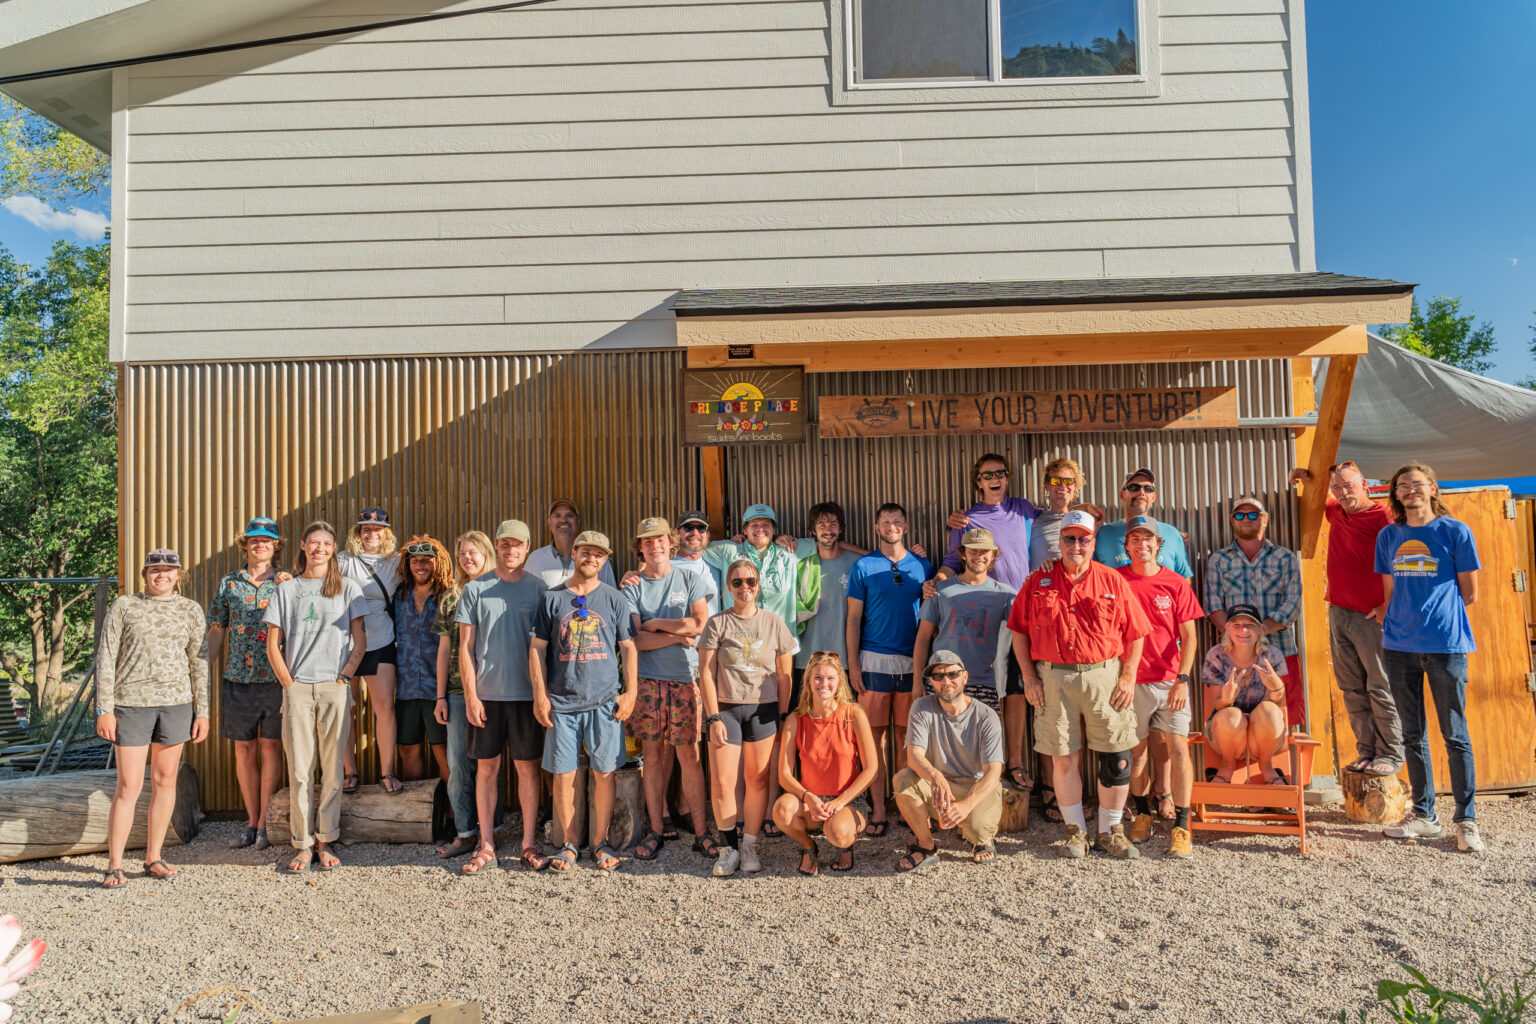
top-left (1203, 539), bottom-right (1302, 657)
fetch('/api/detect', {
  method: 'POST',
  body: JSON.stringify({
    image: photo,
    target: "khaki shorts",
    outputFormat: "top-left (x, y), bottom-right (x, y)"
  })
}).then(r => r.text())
top-left (1034, 659), bottom-right (1136, 756)
top-left (892, 768), bottom-right (1001, 846)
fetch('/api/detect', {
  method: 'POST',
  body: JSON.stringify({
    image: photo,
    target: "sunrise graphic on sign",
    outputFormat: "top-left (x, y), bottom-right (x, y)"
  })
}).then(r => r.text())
top-left (1392, 539), bottom-right (1438, 575)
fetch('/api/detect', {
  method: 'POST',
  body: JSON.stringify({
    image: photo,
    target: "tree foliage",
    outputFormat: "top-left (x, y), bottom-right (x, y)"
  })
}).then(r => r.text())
top-left (0, 96), bottom-right (109, 206)
top-left (1519, 311), bottom-right (1536, 391)
top-left (1379, 296), bottom-right (1496, 375)
top-left (1004, 29), bottom-right (1137, 78)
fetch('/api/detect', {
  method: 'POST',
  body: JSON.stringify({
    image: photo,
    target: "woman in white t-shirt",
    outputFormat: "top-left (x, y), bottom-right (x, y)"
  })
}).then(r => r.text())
top-left (336, 506), bottom-right (403, 794)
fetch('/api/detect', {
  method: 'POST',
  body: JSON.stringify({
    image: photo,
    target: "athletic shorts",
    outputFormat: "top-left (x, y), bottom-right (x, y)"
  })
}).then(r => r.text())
top-left (112, 703), bottom-right (194, 747)
top-left (357, 641), bottom-right (398, 676)
top-left (860, 670), bottom-right (913, 694)
top-left (716, 701), bottom-right (778, 745)
top-left (627, 676), bottom-right (701, 746)
top-left (396, 697), bottom-right (447, 746)
top-left (468, 699), bottom-right (543, 762)
top-left (220, 678), bottom-right (283, 741)
top-left (1003, 647), bottom-right (1027, 697)
top-left (543, 700), bottom-right (625, 774)
top-left (1133, 680), bottom-right (1192, 739)
top-left (858, 672), bottom-right (917, 729)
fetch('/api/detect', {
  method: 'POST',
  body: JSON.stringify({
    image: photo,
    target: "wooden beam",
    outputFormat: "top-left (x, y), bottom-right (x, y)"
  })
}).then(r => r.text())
top-left (683, 325), bottom-right (1368, 371)
top-left (699, 446), bottom-right (726, 535)
top-left (1298, 355), bottom-right (1357, 558)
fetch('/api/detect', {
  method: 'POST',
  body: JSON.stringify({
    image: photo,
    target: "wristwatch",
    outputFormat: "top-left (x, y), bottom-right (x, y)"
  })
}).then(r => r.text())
top-left (339, 674), bottom-right (353, 685)
top-left (1176, 673), bottom-right (1191, 684)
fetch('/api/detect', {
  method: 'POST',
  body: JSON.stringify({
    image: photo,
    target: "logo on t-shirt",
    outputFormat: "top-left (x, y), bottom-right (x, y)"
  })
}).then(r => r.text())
top-left (557, 610), bottom-right (611, 663)
top-left (1038, 578), bottom-right (1051, 587)
top-left (667, 589), bottom-right (686, 606)
top-left (1153, 593), bottom-right (1173, 613)
top-left (1391, 540), bottom-right (1438, 576)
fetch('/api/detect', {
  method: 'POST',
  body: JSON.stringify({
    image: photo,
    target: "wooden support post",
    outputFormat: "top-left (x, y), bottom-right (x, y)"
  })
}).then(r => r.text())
top-left (700, 445), bottom-right (726, 535)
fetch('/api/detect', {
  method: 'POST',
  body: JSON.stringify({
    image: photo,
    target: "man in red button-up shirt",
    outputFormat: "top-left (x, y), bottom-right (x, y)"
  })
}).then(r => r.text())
top-left (1009, 510), bottom-right (1150, 860)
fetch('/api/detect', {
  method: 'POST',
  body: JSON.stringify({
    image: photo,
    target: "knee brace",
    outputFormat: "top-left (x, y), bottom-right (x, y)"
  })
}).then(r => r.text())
top-left (1098, 750), bottom-right (1133, 787)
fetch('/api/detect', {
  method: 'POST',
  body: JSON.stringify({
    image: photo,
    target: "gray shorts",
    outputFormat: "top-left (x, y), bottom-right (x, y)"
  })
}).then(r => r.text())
top-left (220, 678), bottom-right (284, 742)
top-left (113, 703), bottom-right (194, 747)
top-left (1133, 680), bottom-right (1192, 739)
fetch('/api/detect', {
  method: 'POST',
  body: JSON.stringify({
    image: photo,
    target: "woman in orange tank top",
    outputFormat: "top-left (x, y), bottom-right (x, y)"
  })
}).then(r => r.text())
top-left (771, 651), bottom-right (878, 875)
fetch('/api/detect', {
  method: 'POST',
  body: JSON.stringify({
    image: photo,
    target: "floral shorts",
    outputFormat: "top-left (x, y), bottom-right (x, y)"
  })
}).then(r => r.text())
top-left (626, 677), bottom-right (702, 746)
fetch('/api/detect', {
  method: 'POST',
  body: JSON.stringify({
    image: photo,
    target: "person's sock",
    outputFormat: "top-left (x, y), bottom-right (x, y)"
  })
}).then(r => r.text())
top-left (1131, 792), bottom-right (1151, 816)
top-left (1174, 806), bottom-right (1190, 830)
top-left (1099, 806), bottom-right (1123, 835)
top-left (741, 832), bottom-right (758, 849)
top-left (722, 825), bottom-right (739, 849)
top-left (1060, 802), bottom-right (1088, 833)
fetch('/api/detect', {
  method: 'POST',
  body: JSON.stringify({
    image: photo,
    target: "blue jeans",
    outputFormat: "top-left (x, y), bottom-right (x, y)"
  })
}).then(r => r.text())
top-left (1384, 650), bottom-right (1476, 823)
top-left (444, 693), bottom-right (477, 838)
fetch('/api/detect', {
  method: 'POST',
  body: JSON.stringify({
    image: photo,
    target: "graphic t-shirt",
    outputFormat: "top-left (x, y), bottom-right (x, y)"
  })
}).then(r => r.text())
top-left (940, 496), bottom-right (1039, 590)
top-left (793, 542), bottom-right (861, 668)
top-left (847, 550), bottom-right (934, 656)
top-left (918, 578), bottom-right (1016, 692)
top-left (1094, 519), bottom-right (1194, 578)
top-left (1117, 565), bottom-right (1205, 684)
top-left (1374, 518), bottom-right (1480, 654)
top-left (623, 566), bottom-right (713, 683)
top-left (698, 608), bottom-right (796, 705)
top-left (262, 577), bottom-right (367, 684)
top-left (1201, 644), bottom-right (1287, 715)
top-left (530, 583), bottom-right (634, 713)
top-left (455, 571), bottom-right (546, 701)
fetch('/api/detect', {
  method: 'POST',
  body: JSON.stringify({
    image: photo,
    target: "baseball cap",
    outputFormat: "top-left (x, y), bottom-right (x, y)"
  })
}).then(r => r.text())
top-left (546, 498), bottom-right (580, 518)
top-left (1121, 468), bottom-right (1156, 487)
top-left (143, 548), bottom-right (182, 569)
top-left (741, 503), bottom-right (777, 526)
top-left (960, 527), bottom-right (998, 550)
top-left (495, 519), bottom-right (531, 544)
top-left (1225, 603), bottom-right (1262, 624)
top-left (1060, 510), bottom-right (1098, 536)
top-left (572, 530), bottom-right (612, 555)
top-left (677, 510), bottom-right (710, 528)
top-left (1125, 514), bottom-right (1160, 537)
top-left (244, 516), bottom-right (279, 539)
top-left (635, 516), bottom-right (671, 539)
top-left (924, 649), bottom-right (966, 677)
top-left (1231, 496), bottom-right (1268, 515)
top-left (356, 506), bottom-right (389, 526)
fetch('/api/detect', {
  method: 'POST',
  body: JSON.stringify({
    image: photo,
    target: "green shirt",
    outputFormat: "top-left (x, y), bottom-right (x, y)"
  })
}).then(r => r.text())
top-left (703, 540), bottom-right (800, 644)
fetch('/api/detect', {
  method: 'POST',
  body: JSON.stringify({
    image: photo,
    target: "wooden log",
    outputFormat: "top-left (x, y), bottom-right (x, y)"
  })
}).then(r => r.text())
top-left (0, 762), bottom-right (201, 864)
top-left (265, 779), bottom-right (446, 846)
top-left (1342, 770), bottom-right (1410, 824)
top-left (998, 786), bottom-right (1031, 833)
top-left (601, 766), bottom-right (644, 850)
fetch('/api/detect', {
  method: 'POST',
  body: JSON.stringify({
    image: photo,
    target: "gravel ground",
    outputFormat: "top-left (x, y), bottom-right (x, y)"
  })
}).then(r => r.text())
top-left (3, 793), bottom-right (1534, 1024)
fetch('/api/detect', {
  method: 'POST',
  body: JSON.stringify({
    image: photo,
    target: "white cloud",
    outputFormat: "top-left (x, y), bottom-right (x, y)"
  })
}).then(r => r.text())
top-left (1, 196), bottom-right (108, 241)
top-left (1509, 257), bottom-right (1519, 267)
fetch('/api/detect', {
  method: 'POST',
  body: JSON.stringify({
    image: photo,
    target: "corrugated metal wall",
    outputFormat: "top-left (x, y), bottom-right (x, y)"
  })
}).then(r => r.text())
top-left (120, 352), bottom-right (700, 813)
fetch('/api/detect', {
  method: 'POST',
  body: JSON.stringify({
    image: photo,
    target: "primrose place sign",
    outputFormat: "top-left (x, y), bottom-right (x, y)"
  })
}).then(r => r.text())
top-left (817, 386), bottom-right (1238, 438)
top-left (681, 367), bottom-right (807, 446)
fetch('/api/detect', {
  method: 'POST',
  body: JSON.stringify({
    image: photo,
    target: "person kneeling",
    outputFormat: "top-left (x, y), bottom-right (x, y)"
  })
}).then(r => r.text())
top-left (772, 652), bottom-right (878, 875)
top-left (1202, 604), bottom-right (1289, 784)
top-left (892, 651), bottom-right (1005, 869)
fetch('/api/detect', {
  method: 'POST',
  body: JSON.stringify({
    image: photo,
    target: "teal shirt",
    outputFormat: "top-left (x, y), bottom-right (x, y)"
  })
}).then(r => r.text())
top-left (703, 540), bottom-right (800, 646)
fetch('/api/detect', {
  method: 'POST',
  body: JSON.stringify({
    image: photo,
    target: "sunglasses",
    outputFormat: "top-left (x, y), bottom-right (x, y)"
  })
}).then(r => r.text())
top-left (811, 651), bottom-right (842, 661)
top-left (358, 507), bottom-right (388, 523)
top-left (1328, 460), bottom-right (1359, 474)
top-left (574, 595), bottom-right (588, 619)
top-left (929, 669), bottom-right (964, 681)
top-left (729, 577), bottom-right (758, 588)
top-left (1045, 476), bottom-right (1077, 487)
top-left (679, 524), bottom-right (708, 533)
top-left (246, 517), bottom-right (277, 530)
top-left (1232, 511), bottom-right (1262, 521)
top-left (1060, 535), bottom-right (1093, 547)
top-left (144, 552), bottom-right (180, 566)
top-left (888, 562), bottom-right (905, 585)
top-left (977, 470), bottom-right (1009, 481)
top-left (405, 542), bottom-right (436, 556)
top-left (1122, 483), bottom-right (1156, 494)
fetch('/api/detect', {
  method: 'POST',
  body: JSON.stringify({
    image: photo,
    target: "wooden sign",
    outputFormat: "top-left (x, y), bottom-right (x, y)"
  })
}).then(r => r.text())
top-left (681, 367), bottom-right (806, 446)
top-left (818, 386), bottom-right (1238, 438)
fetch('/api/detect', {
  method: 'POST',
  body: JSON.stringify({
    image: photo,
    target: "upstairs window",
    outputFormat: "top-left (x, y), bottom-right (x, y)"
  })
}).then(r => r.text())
top-left (852, 0), bottom-right (1141, 87)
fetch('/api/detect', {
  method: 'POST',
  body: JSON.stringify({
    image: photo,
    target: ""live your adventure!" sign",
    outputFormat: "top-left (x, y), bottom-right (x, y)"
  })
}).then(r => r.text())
top-left (818, 386), bottom-right (1238, 438)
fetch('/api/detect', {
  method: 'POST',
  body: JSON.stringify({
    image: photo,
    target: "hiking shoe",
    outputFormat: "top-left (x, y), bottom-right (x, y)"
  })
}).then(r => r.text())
top-left (740, 843), bottom-right (763, 874)
top-left (229, 826), bottom-right (258, 849)
top-left (1094, 825), bottom-right (1140, 860)
top-left (1059, 825), bottom-right (1090, 859)
top-left (252, 828), bottom-right (271, 851)
top-left (1384, 814), bottom-right (1443, 839)
top-left (1128, 812), bottom-right (1155, 844)
top-left (1457, 821), bottom-right (1485, 853)
top-left (1166, 826), bottom-right (1193, 860)
top-left (711, 847), bottom-right (741, 878)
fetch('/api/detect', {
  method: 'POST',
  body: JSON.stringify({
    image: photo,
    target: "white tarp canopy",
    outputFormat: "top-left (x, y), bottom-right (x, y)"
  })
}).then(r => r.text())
top-left (1332, 332), bottom-right (1536, 481)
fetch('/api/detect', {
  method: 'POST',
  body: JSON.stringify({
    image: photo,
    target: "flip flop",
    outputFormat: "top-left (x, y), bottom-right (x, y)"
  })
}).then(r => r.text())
top-left (342, 773), bottom-right (360, 794)
top-left (864, 819), bottom-right (889, 838)
top-left (1345, 756), bottom-right (1372, 773)
top-left (380, 774), bottom-right (404, 795)
top-left (761, 821), bottom-right (783, 838)
top-left (101, 868), bottom-right (127, 888)
top-left (971, 841), bottom-right (997, 864)
top-left (1364, 758), bottom-right (1400, 777)
top-left (285, 849), bottom-right (313, 875)
top-left (1006, 765), bottom-right (1032, 791)
top-left (315, 846), bottom-right (341, 871)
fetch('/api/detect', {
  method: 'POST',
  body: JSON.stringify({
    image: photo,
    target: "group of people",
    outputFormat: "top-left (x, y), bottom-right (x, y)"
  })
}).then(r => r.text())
top-left (90, 453), bottom-right (1486, 885)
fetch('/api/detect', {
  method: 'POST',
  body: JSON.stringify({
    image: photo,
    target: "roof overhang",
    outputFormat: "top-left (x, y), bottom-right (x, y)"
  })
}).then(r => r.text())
top-left (675, 272), bottom-right (1414, 370)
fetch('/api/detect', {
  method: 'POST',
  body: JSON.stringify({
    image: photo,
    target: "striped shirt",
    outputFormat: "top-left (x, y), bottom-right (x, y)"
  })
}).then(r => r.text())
top-left (1203, 540), bottom-right (1302, 657)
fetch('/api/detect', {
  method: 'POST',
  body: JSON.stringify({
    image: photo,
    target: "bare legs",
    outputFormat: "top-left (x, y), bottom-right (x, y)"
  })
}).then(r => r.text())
top-left (108, 742), bottom-right (185, 873)
top-left (233, 737), bottom-right (283, 829)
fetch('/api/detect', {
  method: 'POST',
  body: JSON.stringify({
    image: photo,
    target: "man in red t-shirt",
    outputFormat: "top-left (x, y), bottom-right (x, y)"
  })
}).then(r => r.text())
top-left (1290, 461), bottom-right (1403, 776)
top-left (1116, 516), bottom-right (1204, 859)
top-left (1010, 510), bottom-right (1151, 861)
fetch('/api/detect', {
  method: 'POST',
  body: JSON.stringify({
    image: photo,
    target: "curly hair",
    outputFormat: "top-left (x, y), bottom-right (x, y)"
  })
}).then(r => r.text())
top-left (345, 519), bottom-right (398, 557)
top-left (398, 534), bottom-right (454, 599)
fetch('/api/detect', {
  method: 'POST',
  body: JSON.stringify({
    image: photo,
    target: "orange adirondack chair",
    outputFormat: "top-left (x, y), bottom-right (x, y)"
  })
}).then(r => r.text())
top-left (1188, 732), bottom-right (1322, 854)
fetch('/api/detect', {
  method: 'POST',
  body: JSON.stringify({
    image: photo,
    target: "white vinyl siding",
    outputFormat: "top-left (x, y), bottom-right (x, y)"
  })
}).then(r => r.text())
top-left (116, 0), bottom-right (1310, 362)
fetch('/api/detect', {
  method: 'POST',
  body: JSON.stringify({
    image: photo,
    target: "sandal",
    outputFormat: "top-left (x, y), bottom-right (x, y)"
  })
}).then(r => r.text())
top-left (519, 846), bottom-right (550, 871)
top-left (971, 841), bottom-right (997, 864)
top-left (437, 834), bottom-right (479, 859)
top-left (761, 821), bottom-right (782, 838)
top-left (864, 819), bottom-right (889, 838)
top-left (315, 845), bottom-right (341, 871)
top-left (380, 774), bottom-right (404, 795)
top-left (461, 847), bottom-right (499, 875)
top-left (830, 847), bottom-right (855, 872)
top-left (660, 817), bottom-right (680, 842)
top-left (592, 841), bottom-right (620, 872)
top-left (634, 829), bottom-right (665, 861)
top-left (1345, 756), bottom-right (1372, 773)
top-left (1006, 765), bottom-right (1032, 791)
top-left (895, 842), bottom-right (938, 872)
top-left (549, 843), bottom-right (579, 873)
top-left (1157, 792), bottom-right (1176, 821)
top-left (1364, 758), bottom-right (1399, 777)
top-left (1040, 785), bottom-right (1064, 824)
top-left (286, 849), bottom-right (314, 874)
top-left (692, 833), bottom-right (720, 859)
top-left (797, 848), bottom-right (819, 876)
top-left (143, 859), bottom-right (179, 880)
top-left (101, 867), bottom-right (127, 888)
top-left (342, 773), bottom-right (360, 794)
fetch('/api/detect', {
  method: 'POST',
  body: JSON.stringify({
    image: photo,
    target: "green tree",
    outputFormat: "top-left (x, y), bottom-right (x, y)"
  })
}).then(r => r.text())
top-left (0, 241), bottom-right (117, 708)
top-left (1519, 310), bottom-right (1535, 390)
top-left (1379, 296), bottom-right (1496, 374)
top-left (1, 95), bottom-right (109, 205)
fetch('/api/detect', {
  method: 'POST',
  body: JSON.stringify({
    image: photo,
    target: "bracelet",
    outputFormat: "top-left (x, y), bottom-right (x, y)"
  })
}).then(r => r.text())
top-left (704, 712), bottom-right (723, 726)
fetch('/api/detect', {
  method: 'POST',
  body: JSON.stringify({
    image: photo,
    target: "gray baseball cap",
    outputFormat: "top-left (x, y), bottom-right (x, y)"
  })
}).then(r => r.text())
top-left (924, 649), bottom-right (966, 677)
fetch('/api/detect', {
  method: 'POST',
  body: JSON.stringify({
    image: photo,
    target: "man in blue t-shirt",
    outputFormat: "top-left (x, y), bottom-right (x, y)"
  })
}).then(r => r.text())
top-left (846, 502), bottom-right (934, 834)
top-left (1373, 462), bottom-right (1482, 853)
top-left (1093, 468), bottom-right (1193, 578)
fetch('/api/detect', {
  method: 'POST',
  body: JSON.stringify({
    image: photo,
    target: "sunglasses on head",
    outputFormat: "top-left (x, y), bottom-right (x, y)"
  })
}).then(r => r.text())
top-left (1232, 511), bottom-right (1262, 521)
top-left (1045, 475), bottom-right (1077, 487)
top-left (1123, 483), bottom-right (1156, 494)
top-left (246, 517), bottom-right (277, 531)
top-left (977, 469), bottom-right (1009, 481)
top-left (811, 651), bottom-right (842, 661)
top-left (358, 507), bottom-right (388, 523)
top-left (1329, 460), bottom-right (1359, 474)
top-left (144, 553), bottom-right (179, 567)
top-left (729, 576), bottom-right (758, 588)
top-left (929, 668), bottom-right (964, 681)
top-left (405, 542), bottom-right (436, 556)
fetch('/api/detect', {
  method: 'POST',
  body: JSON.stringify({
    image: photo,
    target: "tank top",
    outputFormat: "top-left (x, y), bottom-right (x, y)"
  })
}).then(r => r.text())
top-left (796, 703), bottom-right (860, 796)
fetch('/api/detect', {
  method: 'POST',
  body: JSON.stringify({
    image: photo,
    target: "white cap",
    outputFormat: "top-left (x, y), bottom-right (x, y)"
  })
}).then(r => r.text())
top-left (1060, 510), bottom-right (1097, 535)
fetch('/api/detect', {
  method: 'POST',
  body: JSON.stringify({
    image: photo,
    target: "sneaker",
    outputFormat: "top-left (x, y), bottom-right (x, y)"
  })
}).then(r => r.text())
top-left (1456, 821), bottom-right (1485, 853)
top-left (739, 842), bottom-right (763, 873)
top-left (229, 825), bottom-right (258, 849)
top-left (1094, 824), bottom-right (1140, 860)
top-left (1383, 814), bottom-right (1443, 839)
top-left (711, 847), bottom-right (741, 878)
top-left (252, 828), bottom-right (271, 851)
top-left (1059, 824), bottom-right (1090, 859)
top-left (1128, 812), bottom-right (1155, 844)
top-left (1166, 826), bottom-right (1193, 860)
